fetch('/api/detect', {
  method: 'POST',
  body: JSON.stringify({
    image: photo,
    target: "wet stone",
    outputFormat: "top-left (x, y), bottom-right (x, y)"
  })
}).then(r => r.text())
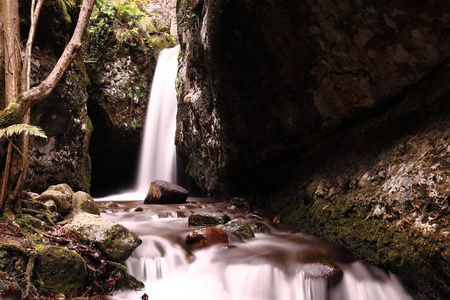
top-left (227, 197), bottom-right (252, 210)
top-left (188, 212), bottom-right (231, 227)
top-left (217, 219), bottom-right (255, 240)
top-left (297, 252), bottom-right (343, 285)
top-left (144, 180), bottom-right (189, 204)
top-left (186, 227), bottom-right (229, 250)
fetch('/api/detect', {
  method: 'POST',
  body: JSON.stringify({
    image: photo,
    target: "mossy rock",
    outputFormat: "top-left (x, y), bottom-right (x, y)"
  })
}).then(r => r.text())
top-left (217, 219), bottom-right (255, 240)
top-left (47, 183), bottom-right (74, 196)
top-left (72, 191), bottom-right (100, 215)
top-left (188, 212), bottom-right (231, 227)
top-left (64, 213), bottom-right (142, 262)
top-left (35, 245), bottom-right (87, 297)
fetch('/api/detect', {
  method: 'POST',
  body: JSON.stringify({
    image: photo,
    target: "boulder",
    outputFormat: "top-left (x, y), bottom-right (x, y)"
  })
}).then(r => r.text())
top-left (186, 227), bottom-right (229, 250)
top-left (37, 190), bottom-right (72, 215)
top-left (188, 212), bottom-right (231, 227)
top-left (144, 180), bottom-right (189, 204)
top-left (47, 184), bottom-right (74, 196)
top-left (64, 213), bottom-right (142, 262)
top-left (217, 220), bottom-right (255, 240)
top-left (297, 252), bottom-right (343, 285)
top-left (34, 245), bottom-right (87, 296)
top-left (72, 191), bottom-right (100, 215)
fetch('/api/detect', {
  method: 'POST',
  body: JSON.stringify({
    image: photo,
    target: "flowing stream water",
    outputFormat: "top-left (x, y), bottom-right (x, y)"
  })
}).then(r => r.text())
top-left (97, 46), bottom-right (413, 299)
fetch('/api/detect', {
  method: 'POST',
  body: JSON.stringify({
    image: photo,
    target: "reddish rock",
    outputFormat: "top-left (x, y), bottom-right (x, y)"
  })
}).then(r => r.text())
top-left (297, 251), bottom-right (343, 285)
top-left (186, 227), bottom-right (229, 250)
top-left (144, 180), bottom-right (189, 204)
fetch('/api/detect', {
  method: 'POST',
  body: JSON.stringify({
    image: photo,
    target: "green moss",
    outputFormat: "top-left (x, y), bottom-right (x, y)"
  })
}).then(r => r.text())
top-left (276, 189), bottom-right (450, 297)
top-left (34, 245), bottom-right (87, 296)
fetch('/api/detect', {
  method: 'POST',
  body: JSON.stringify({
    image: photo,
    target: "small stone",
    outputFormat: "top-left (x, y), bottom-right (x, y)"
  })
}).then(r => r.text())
top-left (72, 191), bottom-right (100, 215)
top-left (297, 252), bottom-right (343, 285)
top-left (44, 200), bottom-right (57, 212)
top-left (144, 180), bottom-right (189, 204)
top-left (188, 212), bottom-right (231, 227)
top-left (186, 227), bottom-right (229, 250)
top-left (104, 202), bottom-right (119, 209)
top-left (37, 190), bottom-right (72, 215)
top-left (47, 184), bottom-right (74, 196)
top-left (134, 207), bottom-right (144, 212)
top-left (227, 197), bottom-right (251, 210)
top-left (217, 219), bottom-right (255, 240)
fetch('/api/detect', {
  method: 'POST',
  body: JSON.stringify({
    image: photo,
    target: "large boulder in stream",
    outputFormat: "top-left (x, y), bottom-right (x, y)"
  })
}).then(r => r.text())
top-left (34, 245), bottom-right (87, 296)
top-left (188, 212), bottom-right (231, 227)
top-left (186, 227), bottom-right (229, 250)
top-left (144, 180), bottom-right (189, 204)
top-left (64, 213), bottom-right (142, 262)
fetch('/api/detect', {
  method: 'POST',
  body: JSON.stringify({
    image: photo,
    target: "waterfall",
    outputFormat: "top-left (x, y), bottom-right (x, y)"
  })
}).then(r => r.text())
top-left (97, 45), bottom-right (180, 201)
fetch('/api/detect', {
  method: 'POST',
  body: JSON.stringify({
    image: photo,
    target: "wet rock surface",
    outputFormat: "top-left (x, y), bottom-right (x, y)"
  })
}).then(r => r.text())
top-left (186, 227), bottom-right (229, 250)
top-left (188, 212), bottom-right (231, 227)
top-left (217, 219), bottom-right (255, 240)
top-left (144, 180), bottom-right (189, 204)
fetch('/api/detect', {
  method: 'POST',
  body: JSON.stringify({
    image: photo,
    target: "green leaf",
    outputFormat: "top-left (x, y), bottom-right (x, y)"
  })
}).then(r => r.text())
top-left (0, 124), bottom-right (47, 139)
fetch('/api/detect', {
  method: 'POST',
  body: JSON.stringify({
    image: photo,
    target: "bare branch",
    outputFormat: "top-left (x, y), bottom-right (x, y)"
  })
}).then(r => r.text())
top-left (0, 0), bottom-right (96, 127)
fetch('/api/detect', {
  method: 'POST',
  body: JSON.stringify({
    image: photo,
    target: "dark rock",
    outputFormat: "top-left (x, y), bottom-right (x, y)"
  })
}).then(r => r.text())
top-left (297, 252), bottom-right (343, 285)
top-left (227, 197), bottom-right (252, 210)
top-left (251, 222), bottom-right (271, 234)
top-left (188, 212), bottom-right (231, 227)
top-left (217, 220), bottom-right (255, 240)
top-left (144, 180), bottom-right (189, 204)
top-left (186, 227), bottom-right (229, 250)
top-left (35, 245), bottom-right (87, 296)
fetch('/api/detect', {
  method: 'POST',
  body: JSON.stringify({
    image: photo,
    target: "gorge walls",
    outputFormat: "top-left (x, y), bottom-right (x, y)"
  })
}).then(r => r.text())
top-left (176, 0), bottom-right (450, 298)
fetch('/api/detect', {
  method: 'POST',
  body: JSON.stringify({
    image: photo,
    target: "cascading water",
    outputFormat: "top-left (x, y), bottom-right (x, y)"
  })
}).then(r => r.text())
top-left (96, 45), bottom-right (180, 201)
top-left (101, 199), bottom-right (413, 300)
top-left (96, 46), bottom-right (413, 300)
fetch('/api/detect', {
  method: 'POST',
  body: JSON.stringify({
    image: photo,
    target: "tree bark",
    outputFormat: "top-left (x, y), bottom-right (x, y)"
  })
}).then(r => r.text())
top-left (13, 0), bottom-right (45, 199)
top-left (1, 0), bottom-right (21, 104)
top-left (0, 0), bottom-right (95, 128)
top-left (0, 2), bottom-right (4, 109)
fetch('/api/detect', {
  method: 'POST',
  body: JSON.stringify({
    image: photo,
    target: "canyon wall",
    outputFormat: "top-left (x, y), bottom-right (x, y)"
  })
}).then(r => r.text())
top-left (176, 0), bottom-right (450, 298)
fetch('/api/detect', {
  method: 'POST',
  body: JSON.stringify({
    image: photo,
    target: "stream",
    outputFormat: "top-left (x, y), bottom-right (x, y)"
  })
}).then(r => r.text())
top-left (100, 198), bottom-right (413, 300)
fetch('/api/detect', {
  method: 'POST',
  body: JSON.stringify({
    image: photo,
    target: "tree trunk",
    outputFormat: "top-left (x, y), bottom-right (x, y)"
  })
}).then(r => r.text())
top-left (1, 0), bottom-right (21, 104)
top-left (0, 0), bottom-right (95, 128)
top-left (0, 0), bottom-right (95, 211)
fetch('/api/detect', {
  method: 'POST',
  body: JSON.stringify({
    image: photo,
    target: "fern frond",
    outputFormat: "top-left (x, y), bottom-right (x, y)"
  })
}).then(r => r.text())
top-left (0, 124), bottom-right (47, 139)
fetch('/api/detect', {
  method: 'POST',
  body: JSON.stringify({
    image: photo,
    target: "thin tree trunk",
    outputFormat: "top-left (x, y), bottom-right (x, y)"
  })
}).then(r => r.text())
top-left (0, 0), bottom-right (95, 128)
top-left (0, 3), bottom-right (4, 109)
top-left (13, 0), bottom-right (45, 199)
top-left (1, 0), bottom-right (21, 104)
top-left (1, 0), bottom-right (21, 210)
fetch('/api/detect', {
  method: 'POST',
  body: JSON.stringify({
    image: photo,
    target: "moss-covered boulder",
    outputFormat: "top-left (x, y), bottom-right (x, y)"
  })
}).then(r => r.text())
top-left (64, 213), bottom-right (142, 262)
top-left (37, 190), bottom-right (72, 215)
top-left (35, 245), bottom-right (87, 297)
top-left (217, 219), bottom-right (255, 240)
top-left (47, 184), bottom-right (75, 196)
top-left (188, 212), bottom-right (231, 227)
top-left (72, 191), bottom-right (100, 215)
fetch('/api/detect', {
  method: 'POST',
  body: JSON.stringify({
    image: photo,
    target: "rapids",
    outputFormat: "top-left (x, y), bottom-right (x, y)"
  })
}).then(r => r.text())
top-left (100, 198), bottom-right (412, 300)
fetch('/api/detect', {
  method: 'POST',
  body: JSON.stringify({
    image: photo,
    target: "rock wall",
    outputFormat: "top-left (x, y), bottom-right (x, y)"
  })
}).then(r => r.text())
top-left (23, 0), bottom-right (91, 193)
top-left (176, 0), bottom-right (450, 298)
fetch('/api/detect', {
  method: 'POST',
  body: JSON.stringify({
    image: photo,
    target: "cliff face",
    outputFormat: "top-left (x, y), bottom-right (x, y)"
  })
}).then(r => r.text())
top-left (24, 0), bottom-right (91, 193)
top-left (177, 0), bottom-right (449, 195)
top-left (176, 0), bottom-right (450, 298)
